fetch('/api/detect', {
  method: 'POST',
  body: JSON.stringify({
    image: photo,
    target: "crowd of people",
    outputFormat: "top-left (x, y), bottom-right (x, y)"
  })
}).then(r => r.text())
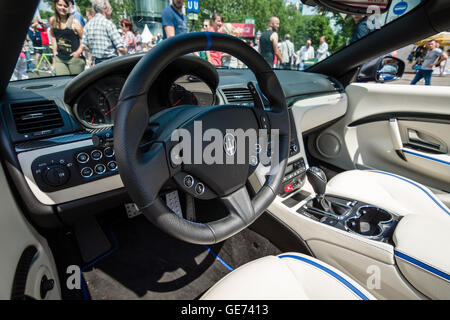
top-left (256, 16), bottom-right (330, 70)
top-left (12, 0), bottom-right (333, 81)
top-left (11, 0), bottom-right (447, 83)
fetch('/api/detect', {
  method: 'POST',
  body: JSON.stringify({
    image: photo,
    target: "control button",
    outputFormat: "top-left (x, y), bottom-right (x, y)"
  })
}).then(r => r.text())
top-left (284, 184), bottom-right (293, 193)
top-left (104, 147), bottom-right (115, 157)
top-left (260, 116), bottom-right (269, 129)
top-left (81, 167), bottom-right (93, 178)
top-left (91, 150), bottom-right (103, 161)
top-left (195, 182), bottom-right (205, 195)
top-left (249, 155), bottom-right (258, 166)
top-left (94, 164), bottom-right (106, 174)
top-left (183, 175), bottom-right (194, 188)
top-left (77, 152), bottom-right (89, 164)
top-left (43, 165), bottom-right (70, 187)
top-left (107, 161), bottom-right (118, 171)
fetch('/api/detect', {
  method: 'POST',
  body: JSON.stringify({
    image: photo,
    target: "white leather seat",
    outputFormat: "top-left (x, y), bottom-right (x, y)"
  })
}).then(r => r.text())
top-left (326, 170), bottom-right (450, 219)
top-left (201, 252), bottom-right (375, 300)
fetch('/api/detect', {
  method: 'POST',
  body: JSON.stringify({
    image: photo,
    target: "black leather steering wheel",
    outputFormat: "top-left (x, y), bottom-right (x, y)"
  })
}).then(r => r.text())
top-left (114, 32), bottom-right (290, 244)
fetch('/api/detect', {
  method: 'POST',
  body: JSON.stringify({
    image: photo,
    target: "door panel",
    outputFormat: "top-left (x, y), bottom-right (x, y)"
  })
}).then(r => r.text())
top-left (307, 83), bottom-right (450, 196)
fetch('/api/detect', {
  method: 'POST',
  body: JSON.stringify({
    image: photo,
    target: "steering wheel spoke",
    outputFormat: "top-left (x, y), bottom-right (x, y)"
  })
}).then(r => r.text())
top-left (220, 185), bottom-right (255, 225)
top-left (115, 32), bottom-right (289, 244)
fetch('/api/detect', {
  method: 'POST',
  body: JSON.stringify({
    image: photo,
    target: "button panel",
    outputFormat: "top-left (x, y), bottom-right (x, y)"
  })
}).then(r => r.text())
top-left (31, 146), bottom-right (119, 192)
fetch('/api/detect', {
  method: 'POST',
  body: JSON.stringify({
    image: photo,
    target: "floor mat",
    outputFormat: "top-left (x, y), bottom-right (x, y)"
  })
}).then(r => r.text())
top-left (82, 214), bottom-right (281, 300)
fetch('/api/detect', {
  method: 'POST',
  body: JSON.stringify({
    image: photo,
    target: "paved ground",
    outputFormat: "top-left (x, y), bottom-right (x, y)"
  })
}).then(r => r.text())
top-left (384, 72), bottom-right (450, 86)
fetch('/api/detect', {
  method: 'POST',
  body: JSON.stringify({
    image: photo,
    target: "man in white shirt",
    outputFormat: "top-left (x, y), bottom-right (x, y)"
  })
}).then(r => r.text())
top-left (296, 39), bottom-right (314, 70)
top-left (316, 36), bottom-right (329, 62)
top-left (280, 34), bottom-right (295, 69)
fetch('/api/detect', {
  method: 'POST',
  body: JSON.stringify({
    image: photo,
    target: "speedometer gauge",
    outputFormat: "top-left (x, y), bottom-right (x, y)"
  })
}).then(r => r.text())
top-left (73, 75), bottom-right (125, 128)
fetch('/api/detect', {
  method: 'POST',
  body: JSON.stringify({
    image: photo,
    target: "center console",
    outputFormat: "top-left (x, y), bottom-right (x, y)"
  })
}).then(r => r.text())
top-left (283, 166), bottom-right (400, 243)
top-left (297, 195), bottom-right (400, 243)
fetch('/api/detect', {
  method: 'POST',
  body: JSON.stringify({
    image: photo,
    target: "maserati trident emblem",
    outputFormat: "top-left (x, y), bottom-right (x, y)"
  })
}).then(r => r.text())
top-left (223, 133), bottom-right (237, 156)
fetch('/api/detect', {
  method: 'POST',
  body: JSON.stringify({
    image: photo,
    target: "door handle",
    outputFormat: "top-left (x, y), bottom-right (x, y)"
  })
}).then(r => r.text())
top-left (389, 118), bottom-right (406, 161)
top-left (407, 129), bottom-right (441, 150)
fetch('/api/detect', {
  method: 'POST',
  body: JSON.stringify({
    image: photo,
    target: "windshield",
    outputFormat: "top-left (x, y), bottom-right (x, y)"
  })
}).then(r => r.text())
top-left (11, 0), bottom-right (424, 81)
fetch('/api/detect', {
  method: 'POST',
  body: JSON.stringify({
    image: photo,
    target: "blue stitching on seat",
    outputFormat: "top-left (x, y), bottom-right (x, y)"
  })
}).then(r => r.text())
top-left (368, 170), bottom-right (450, 216)
top-left (278, 254), bottom-right (370, 300)
top-left (403, 149), bottom-right (450, 166)
top-left (394, 251), bottom-right (450, 281)
top-left (204, 32), bottom-right (212, 51)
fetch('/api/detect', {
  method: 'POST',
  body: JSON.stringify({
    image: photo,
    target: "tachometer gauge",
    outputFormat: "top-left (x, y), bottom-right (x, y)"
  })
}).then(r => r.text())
top-left (82, 107), bottom-right (106, 125)
top-left (168, 83), bottom-right (198, 107)
top-left (73, 75), bottom-right (125, 128)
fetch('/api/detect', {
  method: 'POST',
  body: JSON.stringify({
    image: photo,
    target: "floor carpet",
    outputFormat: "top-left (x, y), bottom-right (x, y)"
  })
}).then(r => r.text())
top-left (82, 214), bottom-right (281, 300)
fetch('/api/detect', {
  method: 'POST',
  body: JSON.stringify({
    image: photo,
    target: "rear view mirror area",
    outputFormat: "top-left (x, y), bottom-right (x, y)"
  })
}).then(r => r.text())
top-left (301, 0), bottom-right (392, 15)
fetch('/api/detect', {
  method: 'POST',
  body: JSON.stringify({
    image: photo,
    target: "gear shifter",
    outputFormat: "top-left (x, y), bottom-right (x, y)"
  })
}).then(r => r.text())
top-left (306, 167), bottom-right (333, 213)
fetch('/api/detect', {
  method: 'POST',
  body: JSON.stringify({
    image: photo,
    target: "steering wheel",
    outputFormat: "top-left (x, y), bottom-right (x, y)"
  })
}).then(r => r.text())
top-left (114, 32), bottom-right (290, 244)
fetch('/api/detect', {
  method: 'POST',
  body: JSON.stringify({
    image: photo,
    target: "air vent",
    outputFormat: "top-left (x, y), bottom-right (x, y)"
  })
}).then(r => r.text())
top-left (11, 100), bottom-right (64, 134)
top-left (222, 87), bottom-right (254, 105)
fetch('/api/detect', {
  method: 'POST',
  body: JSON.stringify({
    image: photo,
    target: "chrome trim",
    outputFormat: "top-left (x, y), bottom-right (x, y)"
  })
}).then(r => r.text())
top-left (195, 182), bottom-right (205, 195)
top-left (94, 164), bottom-right (106, 175)
top-left (104, 147), bottom-right (115, 157)
top-left (81, 167), bottom-right (94, 178)
top-left (91, 149), bottom-right (103, 161)
top-left (183, 175), bottom-right (195, 188)
top-left (76, 152), bottom-right (89, 164)
top-left (344, 205), bottom-right (395, 240)
top-left (107, 161), bottom-right (118, 171)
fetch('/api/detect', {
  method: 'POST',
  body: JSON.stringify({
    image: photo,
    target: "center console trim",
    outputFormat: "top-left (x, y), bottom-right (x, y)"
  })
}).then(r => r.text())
top-left (17, 139), bottom-right (124, 205)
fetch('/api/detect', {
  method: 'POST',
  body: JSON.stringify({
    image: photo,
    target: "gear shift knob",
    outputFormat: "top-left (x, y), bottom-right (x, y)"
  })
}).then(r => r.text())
top-left (306, 167), bottom-right (327, 196)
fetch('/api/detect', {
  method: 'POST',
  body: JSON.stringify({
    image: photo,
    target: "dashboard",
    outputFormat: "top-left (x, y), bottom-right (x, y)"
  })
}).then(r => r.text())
top-left (0, 53), bottom-right (346, 228)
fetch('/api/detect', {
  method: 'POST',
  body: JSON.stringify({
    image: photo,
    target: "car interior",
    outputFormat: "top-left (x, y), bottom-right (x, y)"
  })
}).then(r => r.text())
top-left (0, 0), bottom-right (449, 300)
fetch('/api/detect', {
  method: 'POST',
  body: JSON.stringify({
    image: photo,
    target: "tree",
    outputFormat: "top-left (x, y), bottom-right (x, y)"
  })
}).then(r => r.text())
top-left (44, 0), bottom-right (135, 25)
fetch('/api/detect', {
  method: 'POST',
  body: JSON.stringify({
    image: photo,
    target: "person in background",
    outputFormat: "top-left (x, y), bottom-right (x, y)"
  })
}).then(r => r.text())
top-left (207, 13), bottom-right (223, 67)
top-left (121, 19), bottom-right (136, 54)
top-left (11, 50), bottom-right (29, 81)
top-left (135, 29), bottom-right (142, 52)
top-left (49, 0), bottom-right (85, 75)
top-left (82, 0), bottom-right (127, 65)
top-left (68, 0), bottom-right (85, 27)
top-left (28, 23), bottom-right (43, 68)
top-left (221, 23), bottom-right (239, 69)
top-left (316, 36), bottom-right (329, 62)
top-left (86, 8), bottom-right (95, 22)
top-left (411, 40), bottom-right (447, 85)
top-left (162, 0), bottom-right (188, 39)
top-left (280, 34), bottom-right (294, 69)
top-left (156, 33), bottom-right (162, 44)
top-left (23, 34), bottom-right (34, 72)
top-left (203, 19), bottom-right (210, 30)
top-left (296, 39), bottom-right (314, 70)
top-left (259, 17), bottom-right (283, 67)
top-left (351, 15), bottom-right (374, 42)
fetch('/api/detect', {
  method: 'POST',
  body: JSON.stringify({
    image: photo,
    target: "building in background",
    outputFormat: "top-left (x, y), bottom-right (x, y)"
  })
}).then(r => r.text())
top-left (131, 0), bottom-right (169, 37)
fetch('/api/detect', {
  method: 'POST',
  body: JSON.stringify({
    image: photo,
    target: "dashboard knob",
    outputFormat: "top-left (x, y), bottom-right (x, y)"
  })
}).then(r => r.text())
top-left (43, 165), bottom-right (70, 187)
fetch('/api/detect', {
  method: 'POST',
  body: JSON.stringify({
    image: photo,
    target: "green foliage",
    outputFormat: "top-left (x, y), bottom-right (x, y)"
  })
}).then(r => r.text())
top-left (191, 0), bottom-right (355, 55)
top-left (43, 0), bottom-right (135, 25)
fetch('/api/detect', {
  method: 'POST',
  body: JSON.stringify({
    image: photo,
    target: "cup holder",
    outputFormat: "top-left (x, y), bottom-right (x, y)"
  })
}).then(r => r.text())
top-left (346, 206), bottom-right (393, 238)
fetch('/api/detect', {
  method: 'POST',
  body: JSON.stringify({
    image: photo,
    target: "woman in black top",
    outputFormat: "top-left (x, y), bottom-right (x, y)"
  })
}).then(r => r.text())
top-left (49, 0), bottom-right (85, 75)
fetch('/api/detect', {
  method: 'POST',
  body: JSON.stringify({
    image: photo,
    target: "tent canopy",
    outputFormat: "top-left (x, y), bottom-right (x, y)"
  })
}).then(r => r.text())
top-left (141, 24), bottom-right (153, 43)
top-left (416, 32), bottom-right (450, 46)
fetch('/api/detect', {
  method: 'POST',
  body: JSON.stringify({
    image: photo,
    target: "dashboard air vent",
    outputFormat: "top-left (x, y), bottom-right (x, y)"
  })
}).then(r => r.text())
top-left (222, 88), bottom-right (254, 105)
top-left (11, 100), bottom-right (64, 134)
